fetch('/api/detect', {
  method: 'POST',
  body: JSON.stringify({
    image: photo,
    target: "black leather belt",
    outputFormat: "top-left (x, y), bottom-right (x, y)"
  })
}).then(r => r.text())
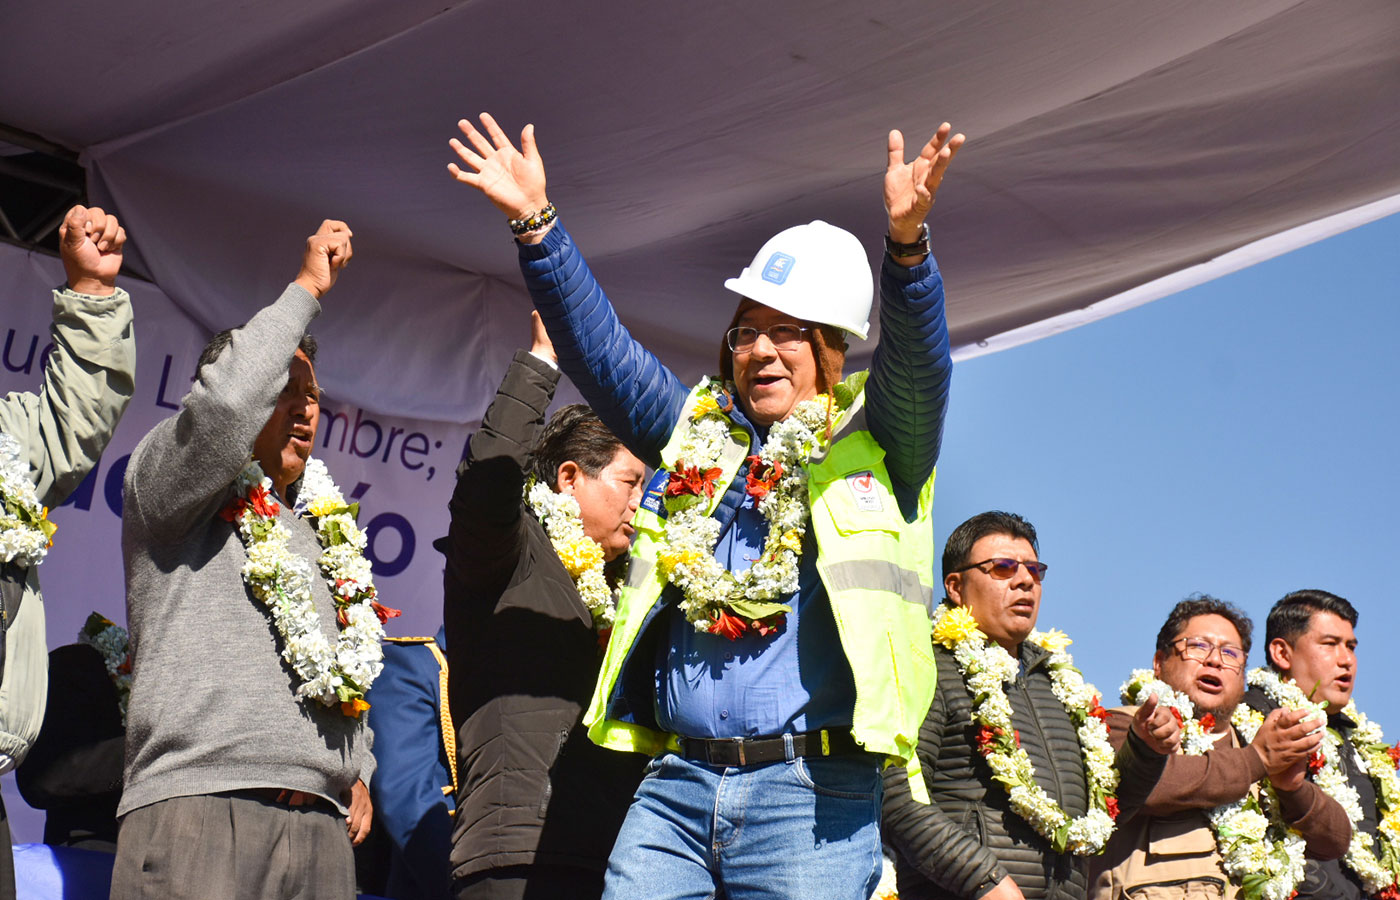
top-left (678, 729), bottom-right (862, 767)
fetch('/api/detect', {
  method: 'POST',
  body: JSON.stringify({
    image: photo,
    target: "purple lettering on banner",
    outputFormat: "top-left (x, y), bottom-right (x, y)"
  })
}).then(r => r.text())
top-left (350, 408), bottom-right (382, 458)
top-left (400, 433), bottom-right (429, 471)
top-left (103, 454), bottom-right (131, 517)
top-left (3, 330), bottom-right (37, 374)
top-left (366, 512), bottom-right (415, 577)
top-left (381, 426), bottom-right (404, 463)
top-left (321, 408), bottom-right (350, 452)
top-left (155, 354), bottom-right (183, 410)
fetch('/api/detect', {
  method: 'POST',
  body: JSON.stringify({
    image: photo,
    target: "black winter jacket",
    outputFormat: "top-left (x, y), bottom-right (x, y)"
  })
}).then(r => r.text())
top-left (883, 639), bottom-right (1167, 900)
top-left (443, 350), bottom-right (644, 881)
top-left (1244, 685), bottom-right (1377, 900)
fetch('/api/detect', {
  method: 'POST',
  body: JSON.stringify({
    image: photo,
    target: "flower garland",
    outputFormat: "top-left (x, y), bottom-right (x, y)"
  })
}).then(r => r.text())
top-left (223, 458), bottom-right (399, 718)
top-left (77, 611), bottom-right (132, 724)
top-left (931, 603), bottom-right (1120, 854)
top-left (655, 377), bottom-right (850, 640)
top-left (524, 479), bottom-right (615, 630)
top-left (1248, 667), bottom-right (1400, 898)
top-left (0, 432), bottom-right (55, 567)
top-left (1120, 670), bottom-right (1308, 900)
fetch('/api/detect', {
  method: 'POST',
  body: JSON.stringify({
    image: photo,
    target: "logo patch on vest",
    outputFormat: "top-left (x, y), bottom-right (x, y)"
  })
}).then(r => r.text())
top-left (640, 469), bottom-right (670, 519)
top-left (761, 252), bottom-right (796, 285)
top-left (845, 470), bottom-right (883, 512)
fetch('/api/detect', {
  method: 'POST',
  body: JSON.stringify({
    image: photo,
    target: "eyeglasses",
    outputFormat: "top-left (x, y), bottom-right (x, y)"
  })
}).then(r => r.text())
top-left (1171, 637), bottom-right (1246, 670)
top-left (726, 324), bottom-right (811, 353)
top-left (953, 557), bottom-right (1048, 582)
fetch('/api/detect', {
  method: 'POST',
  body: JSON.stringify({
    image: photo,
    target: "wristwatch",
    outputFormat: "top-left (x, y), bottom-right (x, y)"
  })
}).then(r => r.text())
top-left (885, 223), bottom-right (931, 259)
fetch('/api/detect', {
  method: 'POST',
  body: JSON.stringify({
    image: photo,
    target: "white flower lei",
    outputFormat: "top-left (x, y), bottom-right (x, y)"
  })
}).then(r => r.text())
top-left (225, 458), bottom-right (387, 717)
top-left (77, 611), bottom-right (132, 724)
top-left (525, 479), bottom-right (615, 630)
top-left (656, 377), bottom-right (848, 635)
top-left (1121, 670), bottom-right (1308, 900)
top-left (1248, 667), bottom-right (1400, 896)
top-left (0, 432), bottom-right (55, 568)
top-left (931, 603), bottom-right (1120, 854)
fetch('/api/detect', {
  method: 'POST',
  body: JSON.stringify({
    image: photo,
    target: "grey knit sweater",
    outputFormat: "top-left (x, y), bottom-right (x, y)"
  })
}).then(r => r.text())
top-left (120, 284), bottom-right (374, 817)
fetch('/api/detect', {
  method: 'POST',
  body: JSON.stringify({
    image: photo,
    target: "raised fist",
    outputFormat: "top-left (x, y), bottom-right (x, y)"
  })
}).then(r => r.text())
top-left (293, 220), bottom-right (354, 300)
top-left (59, 205), bottom-right (125, 296)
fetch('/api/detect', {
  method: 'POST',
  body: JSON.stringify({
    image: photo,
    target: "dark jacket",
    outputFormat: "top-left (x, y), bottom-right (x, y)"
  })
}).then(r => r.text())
top-left (883, 639), bottom-right (1167, 900)
top-left (1244, 685), bottom-right (1377, 900)
top-left (442, 350), bottom-right (644, 881)
top-left (15, 643), bottom-right (124, 850)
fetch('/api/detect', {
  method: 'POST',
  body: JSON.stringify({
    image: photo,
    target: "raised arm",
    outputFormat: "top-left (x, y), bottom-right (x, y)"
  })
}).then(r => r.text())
top-left (448, 114), bottom-right (686, 464)
top-left (124, 221), bottom-right (351, 542)
top-left (0, 206), bottom-right (135, 506)
top-left (865, 126), bottom-right (963, 512)
top-left (444, 313), bottom-right (561, 603)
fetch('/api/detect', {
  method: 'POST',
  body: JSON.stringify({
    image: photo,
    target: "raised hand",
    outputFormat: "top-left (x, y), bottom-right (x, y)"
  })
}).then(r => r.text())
top-left (1132, 692), bottom-right (1183, 755)
top-left (292, 220), bottom-right (353, 300)
top-left (448, 113), bottom-right (549, 223)
top-left (59, 205), bottom-right (125, 296)
top-left (529, 310), bottom-right (557, 365)
top-left (1252, 707), bottom-right (1325, 788)
top-left (884, 123), bottom-right (965, 243)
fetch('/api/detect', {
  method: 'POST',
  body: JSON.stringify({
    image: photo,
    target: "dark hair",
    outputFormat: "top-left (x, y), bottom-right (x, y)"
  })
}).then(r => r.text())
top-left (1154, 594), bottom-right (1254, 657)
top-left (197, 329), bottom-right (318, 376)
top-left (717, 299), bottom-right (849, 395)
top-left (1265, 589), bottom-right (1358, 669)
top-left (941, 511), bottom-right (1038, 581)
top-left (527, 404), bottom-right (626, 490)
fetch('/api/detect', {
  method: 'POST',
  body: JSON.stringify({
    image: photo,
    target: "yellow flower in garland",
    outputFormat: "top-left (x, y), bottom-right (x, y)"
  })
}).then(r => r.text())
top-left (558, 538), bottom-right (605, 579)
top-left (658, 546), bottom-right (702, 573)
top-left (307, 496), bottom-right (342, 517)
top-left (932, 605), bottom-right (981, 648)
top-left (778, 529), bottom-right (802, 553)
top-left (1035, 628), bottom-right (1074, 653)
top-left (691, 394), bottom-right (721, 420)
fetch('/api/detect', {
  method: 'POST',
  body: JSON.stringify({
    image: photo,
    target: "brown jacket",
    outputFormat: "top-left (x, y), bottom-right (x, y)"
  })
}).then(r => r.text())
top-left (1088, 706), bottom-right (1350, 899)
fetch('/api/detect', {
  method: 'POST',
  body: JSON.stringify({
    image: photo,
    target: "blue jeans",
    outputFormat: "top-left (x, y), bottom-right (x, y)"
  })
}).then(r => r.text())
top-left (601, 750), bottom-right (883, 900)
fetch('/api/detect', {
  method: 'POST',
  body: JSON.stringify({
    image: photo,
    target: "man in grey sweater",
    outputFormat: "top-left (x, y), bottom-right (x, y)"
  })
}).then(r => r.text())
top-left (0, 205), bottom-right (135, 899)
top-left (112, 220), bottom-right (376, 900)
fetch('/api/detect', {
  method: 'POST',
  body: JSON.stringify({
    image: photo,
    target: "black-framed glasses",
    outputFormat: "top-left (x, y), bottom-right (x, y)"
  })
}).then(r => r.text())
top-left (725, 324), bottom-right (811, 353)
top-left (1171, 637), bottom-right (1246, 670)
top-left (953, 557), bottom-right (1048, 582)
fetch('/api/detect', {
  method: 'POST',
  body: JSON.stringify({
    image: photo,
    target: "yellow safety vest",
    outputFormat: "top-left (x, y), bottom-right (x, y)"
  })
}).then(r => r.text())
top-left (583, 372), bottom-right (938, 795)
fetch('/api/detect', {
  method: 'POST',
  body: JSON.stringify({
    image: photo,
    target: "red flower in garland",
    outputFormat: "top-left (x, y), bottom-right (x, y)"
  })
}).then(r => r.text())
top-left (1199, 713), bottom-right (1216, 732)
top-left (1168, 706), bottom-right (1184, 727)
top-left (219, 485), bottom-right (281, 522)
top-left (744, 456), bottom-right (784, 501)
top-left (1307, 751), bottom-right (1326, 776)
top-left (1389, 742), bottom-right (1400, 770)
top-left (1106, 797), bottom-right (1120, 820)
top-left (1088, 695), bottom-right (1109, 722)
top-left (667, 462), bottom-right (723, 499)
top-left (1376, 884), bottom-right (1400, 900)
top-left (370, 600), bottom-right (402, 625)
top-left (975, 725), bottom-right (1018, 756)
top-left (708, 610), bottom-right (748, 640)
top-left (751, 614), bottom-right (786, 637)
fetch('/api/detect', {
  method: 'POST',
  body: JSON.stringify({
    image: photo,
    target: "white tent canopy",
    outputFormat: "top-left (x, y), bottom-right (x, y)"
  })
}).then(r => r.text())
top-left (4, 0), bottom-right (1398, 424)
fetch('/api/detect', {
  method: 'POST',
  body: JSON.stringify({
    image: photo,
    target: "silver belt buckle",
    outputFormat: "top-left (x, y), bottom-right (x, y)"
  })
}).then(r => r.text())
top-left (731, 736), bottom-right (747, 766)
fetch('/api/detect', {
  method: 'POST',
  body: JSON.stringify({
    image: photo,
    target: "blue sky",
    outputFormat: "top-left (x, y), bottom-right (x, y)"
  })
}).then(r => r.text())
top-left (933, 211), bottom-right (1400, 726)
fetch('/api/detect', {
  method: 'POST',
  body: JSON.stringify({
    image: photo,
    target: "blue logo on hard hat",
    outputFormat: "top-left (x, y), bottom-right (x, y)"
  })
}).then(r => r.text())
top-left (761, 252), bottom-right (796, 285)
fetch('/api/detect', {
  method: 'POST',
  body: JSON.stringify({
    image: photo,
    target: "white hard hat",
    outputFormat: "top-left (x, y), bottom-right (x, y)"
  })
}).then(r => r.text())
top-left (723, 220), bottom-right (872, 340)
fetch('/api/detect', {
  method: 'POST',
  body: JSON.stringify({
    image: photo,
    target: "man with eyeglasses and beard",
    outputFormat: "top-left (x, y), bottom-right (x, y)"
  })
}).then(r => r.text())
top-left (1088, 595), bottom-right (1348, 900)
top-left (884, 511), bottom-right (1180, 900)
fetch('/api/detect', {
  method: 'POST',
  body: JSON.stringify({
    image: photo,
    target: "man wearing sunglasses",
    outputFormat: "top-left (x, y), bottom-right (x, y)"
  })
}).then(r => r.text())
top-left (1089, 596), bottom-right (1348, 899)
top-left (449, 113), bottom-right (958, 900)
top-left (883, 511), bottom-right (1180, 900)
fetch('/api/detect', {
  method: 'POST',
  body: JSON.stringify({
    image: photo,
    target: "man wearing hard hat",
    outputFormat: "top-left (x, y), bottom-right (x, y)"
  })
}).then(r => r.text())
top-left (449, 113), bottom-right (962, 900)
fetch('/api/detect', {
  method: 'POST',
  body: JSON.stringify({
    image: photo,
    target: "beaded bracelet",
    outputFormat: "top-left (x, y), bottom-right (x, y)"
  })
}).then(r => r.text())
top-left (509, 203), bottom-right (558, 236)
